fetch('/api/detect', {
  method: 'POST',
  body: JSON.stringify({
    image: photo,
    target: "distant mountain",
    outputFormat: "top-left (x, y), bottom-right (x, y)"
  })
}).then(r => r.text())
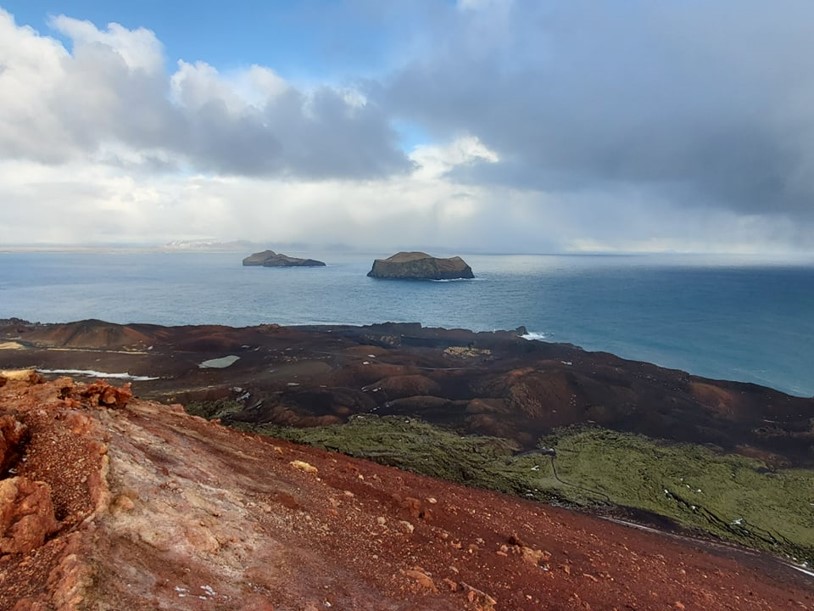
top-left (161, 239), bottom-right (258, 252)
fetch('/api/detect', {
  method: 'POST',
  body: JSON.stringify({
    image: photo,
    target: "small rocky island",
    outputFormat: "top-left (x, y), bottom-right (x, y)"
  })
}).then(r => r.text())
top-left (242, 250), bottom-right (326, 267)
top-left (367, 251), bottom-right (474, 280)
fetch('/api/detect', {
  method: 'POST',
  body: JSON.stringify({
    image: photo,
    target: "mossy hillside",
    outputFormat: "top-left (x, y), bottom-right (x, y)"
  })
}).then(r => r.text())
top-left (185, 398), bottom-right (243, 420)
top-left (542, 428), bottom-right (814, 563)
top-left (230, 414), bottom-right (813, 564)
top-left (240, 415), bottom-right (554, 500)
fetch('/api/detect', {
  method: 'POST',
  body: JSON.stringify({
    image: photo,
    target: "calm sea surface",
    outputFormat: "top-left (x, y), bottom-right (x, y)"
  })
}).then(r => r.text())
top-left (1, 251), bottom-right (812, 397)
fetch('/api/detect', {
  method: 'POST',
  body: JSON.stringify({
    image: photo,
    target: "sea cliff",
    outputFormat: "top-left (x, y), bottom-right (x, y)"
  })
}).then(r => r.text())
top-left (243, 250), bottom-right (326, 267)
top-left (367, 252), bottom-right (474, 279)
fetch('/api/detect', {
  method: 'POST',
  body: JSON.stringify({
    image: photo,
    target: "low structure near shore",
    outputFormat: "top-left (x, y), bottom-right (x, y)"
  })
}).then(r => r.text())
top-left (367, 251), bottom-right (474, 280)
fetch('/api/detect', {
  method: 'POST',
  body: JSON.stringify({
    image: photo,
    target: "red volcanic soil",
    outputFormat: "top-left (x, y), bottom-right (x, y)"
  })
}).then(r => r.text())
top-left (0, 373), bottom-right (811, 610)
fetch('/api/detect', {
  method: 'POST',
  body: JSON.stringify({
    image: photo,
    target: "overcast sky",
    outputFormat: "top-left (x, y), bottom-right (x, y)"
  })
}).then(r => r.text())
top-left (1, 0), bottom-right (813, 254)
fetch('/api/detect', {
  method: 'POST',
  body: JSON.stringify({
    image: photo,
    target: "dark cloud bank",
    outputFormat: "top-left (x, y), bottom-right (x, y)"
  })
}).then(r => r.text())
top-left (384, 0), bottom-right (814, 219)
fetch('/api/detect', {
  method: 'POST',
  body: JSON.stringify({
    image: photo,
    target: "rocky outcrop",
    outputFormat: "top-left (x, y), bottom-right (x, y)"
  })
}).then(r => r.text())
top-left (0, 477), bottom-right (59, 554)
top-left (367, 252), bottom-right (474, 280)
top-left (0, 414), bottom-right (27, 473)
top-left (242, 250), bottom-right (326, 267)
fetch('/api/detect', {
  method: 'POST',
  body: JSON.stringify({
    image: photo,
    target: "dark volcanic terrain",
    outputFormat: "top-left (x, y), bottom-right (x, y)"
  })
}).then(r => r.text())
top-left (1, 319), bottom-right (811, 466)
top-left (0, 372), bottom-right (812, 609)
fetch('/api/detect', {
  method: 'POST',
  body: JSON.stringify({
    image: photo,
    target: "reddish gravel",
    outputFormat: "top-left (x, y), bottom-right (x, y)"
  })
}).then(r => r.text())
top-left (0, 374), bottom-right (811, 610)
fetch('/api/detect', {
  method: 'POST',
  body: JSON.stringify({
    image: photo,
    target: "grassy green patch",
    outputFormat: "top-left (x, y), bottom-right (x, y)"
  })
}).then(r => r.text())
top-left (235, 415), bottom-right (814, 564)
top-left (238, 415), bottom-right (561, 500)
top-left (543, 428), bottom-right (814, 563)
top-left (185, 398), bottom-right (243, 420)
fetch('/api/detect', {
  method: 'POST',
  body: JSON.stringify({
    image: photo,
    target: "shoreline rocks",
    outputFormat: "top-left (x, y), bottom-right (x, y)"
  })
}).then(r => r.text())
top-left (367, 252), bottom-right (474, 280)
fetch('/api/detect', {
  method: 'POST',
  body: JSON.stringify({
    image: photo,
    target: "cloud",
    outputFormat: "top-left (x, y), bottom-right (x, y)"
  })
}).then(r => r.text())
top-left (385, 0), bottom-right (814, 218)
top-left (49, 13), bottom-right (164, 72)
top-left (0, 9), bottom-right (410, 179)
top-left (3, 151), bottom-right (808, 255)
top-left (0, 4), bottom-right (813, 254)
top-left (410, 135), bottom-right (498, 180)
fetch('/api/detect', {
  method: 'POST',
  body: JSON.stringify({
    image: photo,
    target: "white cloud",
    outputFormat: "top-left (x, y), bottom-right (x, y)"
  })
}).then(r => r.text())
top-left (170, 60), bottom-right (244, 112)
top-left (241, 65), bottom-right (289, 103)
top-left (410, 135), bottom-right (498, 180)
top-left (169, 62), bottom-right (290, 114)
top-left (0, 11), bottom-right (71, 162)
top-left (2, 153), bottom-right (807, 255)
top-left (48, 14), bottom-right (164, 73)
top-left (0, 9), bottom-right (409, 178)
top-left (0, 6), bottom-right (812, 255)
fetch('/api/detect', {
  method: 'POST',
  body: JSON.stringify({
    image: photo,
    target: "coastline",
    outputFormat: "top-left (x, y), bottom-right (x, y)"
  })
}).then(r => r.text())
top-left (1, 317), bottom-right (813, 577)
top-left (3, 250), bottom-right (814, 397)
top-left (1, 317), bottom-right (811, 456)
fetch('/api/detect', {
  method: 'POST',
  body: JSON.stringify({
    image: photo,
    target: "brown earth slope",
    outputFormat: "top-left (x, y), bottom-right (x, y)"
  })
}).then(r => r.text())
top-left (1, 319), bottom-right (811, 466)
top-left (0, 373), bottom-right (811, 610)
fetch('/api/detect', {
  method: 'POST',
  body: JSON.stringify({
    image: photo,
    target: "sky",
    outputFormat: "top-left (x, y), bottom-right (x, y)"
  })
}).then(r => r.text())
top-left (1, 0), bottom-right (813, 254)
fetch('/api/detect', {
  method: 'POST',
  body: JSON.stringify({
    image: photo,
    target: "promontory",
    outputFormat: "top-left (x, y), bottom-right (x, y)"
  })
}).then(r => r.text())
top-left (367, 251), bottom-right (474, 280)
top-left (242, 250), bottom-right (326, 267)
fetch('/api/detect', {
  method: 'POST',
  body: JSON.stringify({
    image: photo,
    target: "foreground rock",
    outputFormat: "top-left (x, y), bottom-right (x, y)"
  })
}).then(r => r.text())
top-left (242, 249), bottom-right (326, 267)
top-left (0, 374), bottom-right (810, 609)
top-left (368, 252), bottom-right (474, 280)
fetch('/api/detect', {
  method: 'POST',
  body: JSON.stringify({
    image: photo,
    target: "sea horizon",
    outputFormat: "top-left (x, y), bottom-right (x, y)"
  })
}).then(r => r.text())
top-left (2, 250), bottom-right (813, 398)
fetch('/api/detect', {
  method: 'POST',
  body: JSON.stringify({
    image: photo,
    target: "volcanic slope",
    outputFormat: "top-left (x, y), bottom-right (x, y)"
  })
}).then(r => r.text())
top-left (2, 319), bottom-right (811, 466)
top-left (1, 374), bottom-right (811, 610)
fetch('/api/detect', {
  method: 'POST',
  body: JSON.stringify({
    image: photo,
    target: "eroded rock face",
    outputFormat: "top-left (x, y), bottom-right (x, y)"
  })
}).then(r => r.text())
top-left (0, 477), bottom-right (59, 554)
top-left (0, 414), bottom-right (27, 474)
top-left (367, 252), bottom-right (474, 280)
top-left (242, 250), bottom-right (326, 267)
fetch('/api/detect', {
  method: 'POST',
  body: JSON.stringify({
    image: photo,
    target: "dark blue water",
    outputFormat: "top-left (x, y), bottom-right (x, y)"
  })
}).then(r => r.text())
top-left (1, 251), bottom-right (812, 397)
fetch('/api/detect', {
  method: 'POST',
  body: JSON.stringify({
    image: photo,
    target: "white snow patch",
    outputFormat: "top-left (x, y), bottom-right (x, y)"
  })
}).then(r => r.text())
top-left (198, 355), bottom-right (240, 369)
top-left (38, 368), bottom-right (159, 381)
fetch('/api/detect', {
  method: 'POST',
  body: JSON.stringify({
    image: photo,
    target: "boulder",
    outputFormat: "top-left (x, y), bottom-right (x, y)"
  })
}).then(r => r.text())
top-left (0, 477), bottom-right (59, 555)
top-left (367, 252), bottom-right (474, 280)
top-left (242, 250), bottom-right (326, 267)
top-left (0, 415), bottom-right (27, 474)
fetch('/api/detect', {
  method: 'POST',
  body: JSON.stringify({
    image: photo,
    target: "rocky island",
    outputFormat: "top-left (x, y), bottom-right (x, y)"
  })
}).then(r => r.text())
top-left (242, 249), bottom-right (326, 267)
top-left (367, 251), bottom-right (474, 280)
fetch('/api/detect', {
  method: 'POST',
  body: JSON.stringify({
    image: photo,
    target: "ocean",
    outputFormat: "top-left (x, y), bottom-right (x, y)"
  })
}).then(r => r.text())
top-left (1, 251), bottom-right (812, 397)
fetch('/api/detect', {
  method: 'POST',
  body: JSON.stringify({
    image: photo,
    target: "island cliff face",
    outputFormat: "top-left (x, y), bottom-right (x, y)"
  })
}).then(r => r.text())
top-left (367, 252), bottom-right (474, 280)
top-left (242, 250), bottom-right (326, 267)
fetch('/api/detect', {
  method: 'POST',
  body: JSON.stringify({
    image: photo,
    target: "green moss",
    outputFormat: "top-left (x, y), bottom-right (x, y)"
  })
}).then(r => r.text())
top-left (238, 416), bottom-right (814, 564)
top-left (238, 415), bottom-right (563, 501)
top-left (542, 428), bottom-right (814, 563)
top-left (184, 398), bottom-right (243, 420)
